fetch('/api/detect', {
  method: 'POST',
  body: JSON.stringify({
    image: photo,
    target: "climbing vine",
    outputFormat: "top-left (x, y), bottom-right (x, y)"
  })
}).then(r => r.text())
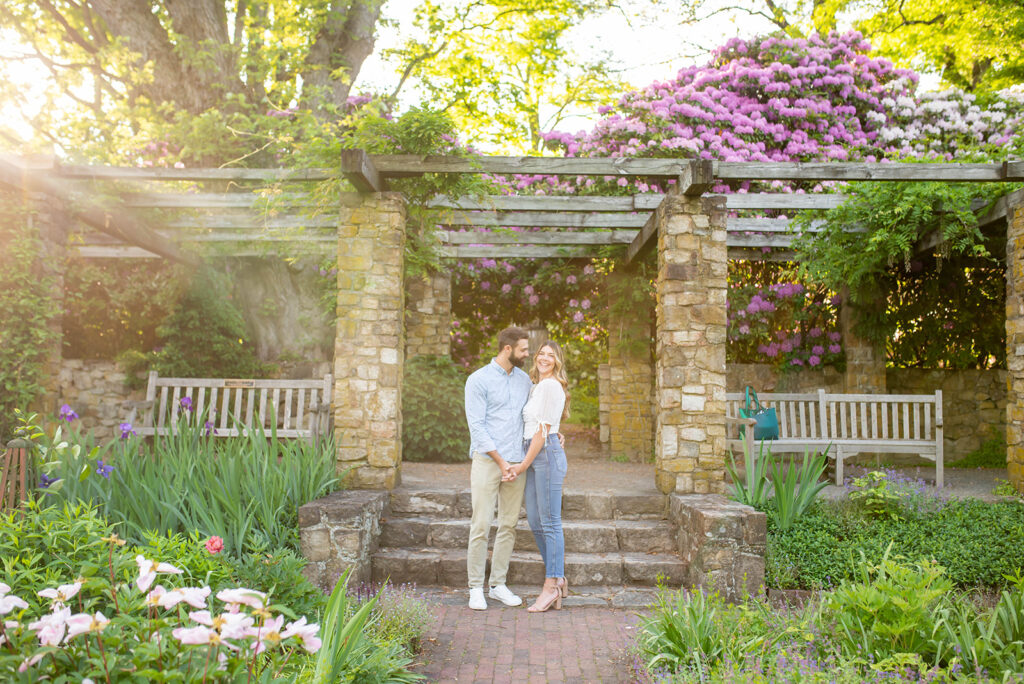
top-left (0, 197), bottom-right (59, 441)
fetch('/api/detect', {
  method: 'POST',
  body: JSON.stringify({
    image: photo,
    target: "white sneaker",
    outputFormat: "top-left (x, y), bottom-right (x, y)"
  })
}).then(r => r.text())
top-left (468, 587), bottom-right (487, 610)
top-left (488, 584), bottom-right (523, 607)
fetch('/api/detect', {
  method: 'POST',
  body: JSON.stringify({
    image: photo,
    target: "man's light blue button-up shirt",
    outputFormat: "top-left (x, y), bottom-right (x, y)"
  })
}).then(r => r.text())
top-left (465, 359), bottom-right (532, 463)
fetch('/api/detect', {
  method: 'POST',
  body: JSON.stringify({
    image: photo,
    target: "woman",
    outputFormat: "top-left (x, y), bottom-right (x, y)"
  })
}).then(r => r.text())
top-left (509, 340), bottom-right (570, 612)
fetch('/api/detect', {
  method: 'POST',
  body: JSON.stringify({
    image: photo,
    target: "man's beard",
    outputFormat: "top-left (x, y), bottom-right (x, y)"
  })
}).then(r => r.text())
top-left (510, 355), bottom-right (526, 369)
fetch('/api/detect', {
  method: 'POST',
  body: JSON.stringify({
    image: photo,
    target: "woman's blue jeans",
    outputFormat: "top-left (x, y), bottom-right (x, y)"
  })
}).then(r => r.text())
top-left (524, 434), bottom-right (567, 578)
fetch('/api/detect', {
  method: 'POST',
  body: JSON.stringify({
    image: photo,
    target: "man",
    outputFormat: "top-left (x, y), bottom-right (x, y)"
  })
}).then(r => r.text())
top-left (464, 326), bottom-right (532, 610)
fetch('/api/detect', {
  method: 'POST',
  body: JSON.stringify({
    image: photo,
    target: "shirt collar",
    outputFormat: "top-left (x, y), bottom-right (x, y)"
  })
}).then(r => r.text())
top-left (489, 358), bottom-right (515, 376)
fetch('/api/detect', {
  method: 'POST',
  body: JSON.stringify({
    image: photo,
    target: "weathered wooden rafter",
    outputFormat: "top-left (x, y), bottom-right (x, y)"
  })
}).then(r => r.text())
top-left (0, 156), bottom-right (198, 265)
top-left (33, 155), bottom-right (1023, 262)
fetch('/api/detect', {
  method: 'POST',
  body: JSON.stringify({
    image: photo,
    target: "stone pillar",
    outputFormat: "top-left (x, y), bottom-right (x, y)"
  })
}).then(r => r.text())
top-left (404, 272), bottom-right (452, 359)
top-left (334, 193), bottom-right (406, 489)
top-left (654, 194), bottom-right (728, 494)
top-left (840, 290), bottom-right (886, 393)
top-left (605, 269), bottom-right (654, 461)
top-left (1006, 195), bottom-right (1024, 492)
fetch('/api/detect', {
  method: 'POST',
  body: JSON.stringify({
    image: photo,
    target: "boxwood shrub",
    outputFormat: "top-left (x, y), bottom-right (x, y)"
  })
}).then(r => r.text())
top-left (767, 498), bottom-right (1024, 589)
top-left (402, 355), bottom-right (470, 462)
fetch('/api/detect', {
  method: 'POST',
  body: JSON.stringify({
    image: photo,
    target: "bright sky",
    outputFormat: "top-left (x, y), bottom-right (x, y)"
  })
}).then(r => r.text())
top-left (356, 0), bottom-right (782, 139)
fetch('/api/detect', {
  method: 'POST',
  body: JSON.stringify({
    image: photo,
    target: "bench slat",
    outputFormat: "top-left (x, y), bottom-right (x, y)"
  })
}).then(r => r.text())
top-left (283, 389), bottom-right (293, 430)
top-left (150, 377), bottom-right (328, 389)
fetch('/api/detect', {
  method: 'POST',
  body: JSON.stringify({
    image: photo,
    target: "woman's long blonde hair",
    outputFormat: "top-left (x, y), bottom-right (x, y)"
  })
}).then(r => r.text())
top-left (529, 340), bottom-right (571, 420)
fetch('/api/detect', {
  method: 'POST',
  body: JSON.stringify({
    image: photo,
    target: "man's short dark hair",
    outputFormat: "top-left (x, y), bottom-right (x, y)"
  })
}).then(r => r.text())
top-left (497, 326), bottom-right (529, 352)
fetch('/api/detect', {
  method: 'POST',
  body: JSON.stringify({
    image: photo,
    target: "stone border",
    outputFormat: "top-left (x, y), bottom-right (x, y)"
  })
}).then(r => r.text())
top-left (298, 489), bottom-right (389, 591)
top-left (669, 493), bottom-right (766, 601)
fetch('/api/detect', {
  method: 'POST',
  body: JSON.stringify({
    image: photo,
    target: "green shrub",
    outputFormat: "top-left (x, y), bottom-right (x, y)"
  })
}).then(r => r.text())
top-left (566, 385), bottom-right (598, 427)
top-left (727, 443), bottom-right (828, 530)
top-left (356, 583), bottom-right (435, 654)
top-left (119, 267), bottom-right (269, 388)
top-left (825, 549), bottom-right (952, 664)
top-left (402, 355), bottom-right (470, 462)
top-left (949, 426), bottom-right (1008, 469)
top-left (768, 499), bottom-right (1024, 589)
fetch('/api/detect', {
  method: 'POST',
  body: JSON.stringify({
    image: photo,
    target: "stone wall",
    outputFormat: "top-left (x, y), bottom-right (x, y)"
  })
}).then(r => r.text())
top-left (840, 292), bottom-right (887, 393)
top-left (670, 494), bottom-right (766, 600)
top-left (1006, 195), bottom-right (1024, 492)
top-left (58, 360), bottom-right (144, 441)
top-left (727, 363), bottom-right (843, 394)
top-left (405, 272), bottom-right (452, 359)
top-left (298, 490), bottom-right (389, 591)
top-left (654, 194), bottom-right (728, 494)
top-left (334, 193), bottom-right (407, 489)
top-left (888, 369), bottom-right (1006, 461)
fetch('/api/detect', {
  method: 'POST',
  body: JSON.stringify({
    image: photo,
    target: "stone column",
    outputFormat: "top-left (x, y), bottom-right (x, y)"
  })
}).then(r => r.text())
top-left (1006, 195), bottom-right (1024, 492)
top-left (404, 272), bottom-right (452, 359)
top-left (605, 269), bottom-right (654, 462)
top-left (334, 193), bottom-right (406, 489)
top-left (840, 290), bottom-right (886, 393)
top-left (654, 194), bottom-right (728, 494)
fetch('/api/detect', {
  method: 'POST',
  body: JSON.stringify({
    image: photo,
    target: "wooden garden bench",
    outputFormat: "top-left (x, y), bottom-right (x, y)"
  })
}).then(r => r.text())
top-left (725, 389), bottom-right (944, 487)
top-left (124, 371), bottom-right (333, 441)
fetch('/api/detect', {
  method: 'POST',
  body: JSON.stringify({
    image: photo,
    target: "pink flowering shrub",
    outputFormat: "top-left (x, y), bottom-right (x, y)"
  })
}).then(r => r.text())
top-left (728, 280), bottom-right (843, 370)
top-left (0, 533), bottom-right (321, 681)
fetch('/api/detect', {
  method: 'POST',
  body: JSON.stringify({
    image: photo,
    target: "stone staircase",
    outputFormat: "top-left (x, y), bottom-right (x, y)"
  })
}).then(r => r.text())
top-left (370, 485), bottom-right (687, 588)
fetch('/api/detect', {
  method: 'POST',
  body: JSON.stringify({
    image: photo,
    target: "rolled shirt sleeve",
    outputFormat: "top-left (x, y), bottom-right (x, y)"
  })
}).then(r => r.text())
top-left (465, 373), bottom-right (496, 456)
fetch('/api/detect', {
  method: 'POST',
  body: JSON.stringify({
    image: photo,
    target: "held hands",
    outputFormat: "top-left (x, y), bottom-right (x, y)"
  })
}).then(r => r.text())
top-left (501, 462), bottom-right (525, 482)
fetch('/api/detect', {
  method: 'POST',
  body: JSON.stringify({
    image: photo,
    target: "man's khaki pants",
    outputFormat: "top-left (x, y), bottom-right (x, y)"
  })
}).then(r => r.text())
top-left (467, 455), bottom-right (527, 589)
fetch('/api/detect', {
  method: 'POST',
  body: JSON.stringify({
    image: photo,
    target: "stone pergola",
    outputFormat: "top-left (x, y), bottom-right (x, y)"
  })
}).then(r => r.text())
top-left (3, 153), bottom-right (1023, 494)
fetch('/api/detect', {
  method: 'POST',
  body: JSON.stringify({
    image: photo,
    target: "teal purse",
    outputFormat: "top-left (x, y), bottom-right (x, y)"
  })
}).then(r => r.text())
top-left (739, 386), bottom-right (779, 441)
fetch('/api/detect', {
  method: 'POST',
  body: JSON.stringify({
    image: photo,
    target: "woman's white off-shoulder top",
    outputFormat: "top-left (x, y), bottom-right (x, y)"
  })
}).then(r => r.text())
top-left (522, 377), bottom-right (565, 439)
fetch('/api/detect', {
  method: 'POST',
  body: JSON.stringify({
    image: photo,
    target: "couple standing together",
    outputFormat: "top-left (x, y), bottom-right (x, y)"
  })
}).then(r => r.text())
top-left (464, 326), bottom-right (571, 613)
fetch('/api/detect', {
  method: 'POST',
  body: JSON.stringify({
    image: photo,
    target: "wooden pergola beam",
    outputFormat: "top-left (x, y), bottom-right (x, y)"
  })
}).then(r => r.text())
top-left (340, 149), bottom-right (387, 192)
top-left (0, 157), bottom-right (199, 266)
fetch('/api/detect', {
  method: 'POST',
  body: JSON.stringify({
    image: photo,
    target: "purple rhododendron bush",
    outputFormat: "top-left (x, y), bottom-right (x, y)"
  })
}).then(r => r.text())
top-left (452, 31), bottom-right (1024, 374)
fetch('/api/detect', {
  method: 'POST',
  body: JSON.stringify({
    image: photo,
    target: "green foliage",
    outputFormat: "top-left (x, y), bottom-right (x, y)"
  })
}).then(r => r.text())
top-left (770, 449), bottom-right (830, 531)
top-left (305, 570), bottom-right (422, 684)
top-left (825, 548), bottom-right (953, 663)
top-left (727, 442), bottom-right (774, 509)
top-left (119, 267), bottom-right (269, 387)
top-left (0, 200), bottom-right (58, 442)
top-left (767, 499), bottom-right (1024, 589)
top-left (727, 444), bottom-right (828, 529)
top-left (949, 426), bottom-right (1008, 469)
top-left (636, 557), bottom-right (1024, 682)
top-left (37, 416), bottom-right (340, 555)
top-left (62, 258), bottom-right (187, 360)
top-left (794, 181), bottom-right (1010, 367)
top-left (848, 470), bottom-right (908, 520)
top-left (402, 355), bottom-right (470, 463)
top-left (353, 583), bottom-right (436, 655)
top-left (387, 0), bottom-right (623, 153)
top-left (0, 502), bottom-right (320, 682)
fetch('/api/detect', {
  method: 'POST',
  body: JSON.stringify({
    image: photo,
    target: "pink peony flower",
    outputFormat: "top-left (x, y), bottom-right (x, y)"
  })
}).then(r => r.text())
top-left (28, 606), bottom-right (70, 647)
top-left (158, 586), bottom-right (211, 610)
top-left (18, 653), bottom-right (43, 673)
top-left (246, 614), bottom-right (287, 654)
top-left (205, 536), bottom-right (224, 554)
top-left (216, 587), bottom-right (267, 611)
top-left (282, 616), bottom-right (322, 653)
top-left (64, 611), bottom-right (109, 641)
top-left (190, 610), bottom-right (255, 640)
top-left (136, 555), bottom-right (183, 593)
top-left (0, 584), bottom-right (28, 615)
top-left (172, 625), bottom-right (238, 650)
top-left (37, 582), bottom-right (82, 607)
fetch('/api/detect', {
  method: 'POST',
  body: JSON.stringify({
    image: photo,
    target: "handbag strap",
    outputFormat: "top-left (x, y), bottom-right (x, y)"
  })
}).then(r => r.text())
top-left (745, 386), bottom-right (763, 412)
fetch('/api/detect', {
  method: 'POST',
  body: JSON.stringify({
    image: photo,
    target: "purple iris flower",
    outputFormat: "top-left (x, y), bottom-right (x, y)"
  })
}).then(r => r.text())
top-left (119, 422), bottom-right (136, 440)
top-left (58, 404), bottom-right (79, 422)
top-left (95, 460), bottom-right (114, 479)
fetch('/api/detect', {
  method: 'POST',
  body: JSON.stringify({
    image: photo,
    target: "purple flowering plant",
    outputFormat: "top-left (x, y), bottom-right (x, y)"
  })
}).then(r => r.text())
top-left (727, 275), bottom-right (844, 371)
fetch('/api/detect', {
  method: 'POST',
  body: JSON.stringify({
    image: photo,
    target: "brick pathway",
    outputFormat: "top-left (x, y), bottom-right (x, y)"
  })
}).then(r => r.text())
top-left (412, 600), bottom-right (643, 683)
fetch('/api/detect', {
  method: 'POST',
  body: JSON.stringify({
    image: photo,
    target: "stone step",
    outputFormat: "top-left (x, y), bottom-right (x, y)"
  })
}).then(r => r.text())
top-left (370, 548), bottom-right (686, 588)
top-left (380, 516), bottom-right (675, 554)
top-left (388, 486), bottom-right (668, 520)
